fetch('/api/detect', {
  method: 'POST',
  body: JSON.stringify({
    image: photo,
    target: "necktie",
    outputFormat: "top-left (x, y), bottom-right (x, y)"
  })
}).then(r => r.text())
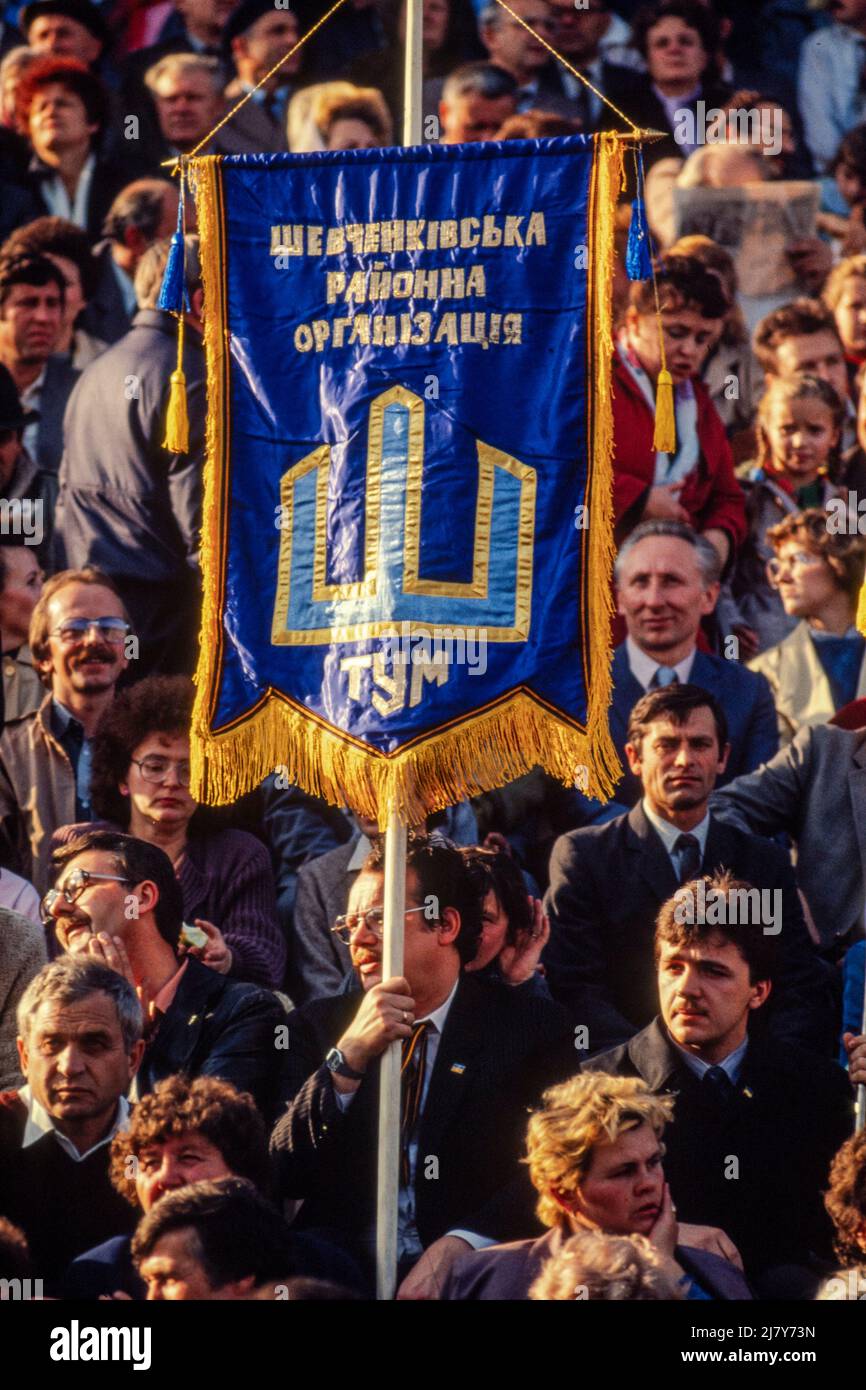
top-left (650, 666), bottom-right (679, 689)
top-left (400, 1021), bottom-right (430, 1186)
top-left (674, 832), bottom-right (702, 885)
top-left (702, 1064), bottom-right (734, 1104)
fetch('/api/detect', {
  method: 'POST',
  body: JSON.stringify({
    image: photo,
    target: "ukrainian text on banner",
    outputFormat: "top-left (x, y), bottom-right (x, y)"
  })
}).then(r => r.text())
top-left (189, 133), bottom-right (624, 822)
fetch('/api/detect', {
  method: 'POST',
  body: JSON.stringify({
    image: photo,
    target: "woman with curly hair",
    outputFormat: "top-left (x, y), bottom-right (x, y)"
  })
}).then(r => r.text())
top-left (818, 1131), bottom-right (866, 1300)
top-left (56, 674), bottom-right (285, 989)
top-left (62, 1075), bottom-right (271, 1299)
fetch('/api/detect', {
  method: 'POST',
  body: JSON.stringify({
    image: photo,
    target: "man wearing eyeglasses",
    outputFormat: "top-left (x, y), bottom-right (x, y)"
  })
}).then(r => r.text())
top-left (478, 0), bottom-right (588, 120)
top-left (0, 565), bottom-right (131, 894)
top-left (44, 828), bottom-right (287, 1122)
top-left (270, 834), bottom-right (573, 1300)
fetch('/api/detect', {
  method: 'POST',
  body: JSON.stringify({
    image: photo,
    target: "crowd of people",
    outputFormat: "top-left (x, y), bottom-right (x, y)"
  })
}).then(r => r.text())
top-left (0, 0), bottom-right (866, 1307)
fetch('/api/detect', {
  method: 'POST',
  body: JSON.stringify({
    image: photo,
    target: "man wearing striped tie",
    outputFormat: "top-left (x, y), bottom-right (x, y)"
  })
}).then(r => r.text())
top-left (270, 834), bottom-right (573, 1300)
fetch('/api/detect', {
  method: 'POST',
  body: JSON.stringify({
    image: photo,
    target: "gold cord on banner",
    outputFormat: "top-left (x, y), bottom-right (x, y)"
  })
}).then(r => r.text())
top-left (492, 0), bottom-right (641, 134)
top-left (163, 0), bottom-right (661, 169)
top-left (189, 139), bottom-right (626, 820)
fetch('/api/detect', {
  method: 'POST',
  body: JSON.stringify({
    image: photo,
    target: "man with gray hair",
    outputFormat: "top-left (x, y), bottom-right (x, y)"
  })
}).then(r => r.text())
top-left (437, 62), bottom-right (518, 144)
top-left (582, 520), bottom-right (777, 824)
top-left (54, 235), bottom-right (204, 675)
top-left (144, 52), bottom-right (225, 165)
top-left (478, 0), bottom-right (586, 119)
top-left (0, 956), bottom-right (143, 1289)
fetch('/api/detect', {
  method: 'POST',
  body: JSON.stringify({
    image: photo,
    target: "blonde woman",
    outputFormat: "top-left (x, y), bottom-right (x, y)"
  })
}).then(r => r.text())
top-left (440, 1072), bottom-right (750, 1300)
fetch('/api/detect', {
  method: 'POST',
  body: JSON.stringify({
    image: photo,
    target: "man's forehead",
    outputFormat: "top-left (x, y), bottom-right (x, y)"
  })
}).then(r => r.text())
top-left (348, 869), bottom-right (384, 906)
top-left (348, 866), bottom-right (422, 906)
top-left (31, 991), bottom-right (120, 1033)
top-left (57, 848), bottom-right (119, 880)
top-left (783, 331), bottom-right (840, 363)
top-left (48, 582), bottom-right (124, 620)
top-left (645, 711), bottom-right (715, 740)
top-left (621, 538), bottom-right (700, 580)
top-left (660, 934), bottom-right (741, 964)
top-left (8, 282), bottom-right (59, 300)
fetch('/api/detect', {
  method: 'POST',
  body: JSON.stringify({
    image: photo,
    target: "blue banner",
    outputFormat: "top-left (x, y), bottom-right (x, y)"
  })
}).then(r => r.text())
top-left (190, 134), bottom-right (622, 818)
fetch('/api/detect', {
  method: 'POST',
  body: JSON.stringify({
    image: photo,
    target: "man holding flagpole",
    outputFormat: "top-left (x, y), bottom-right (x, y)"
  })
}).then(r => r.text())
top-left (269, 835), bottom-right (574, 1299)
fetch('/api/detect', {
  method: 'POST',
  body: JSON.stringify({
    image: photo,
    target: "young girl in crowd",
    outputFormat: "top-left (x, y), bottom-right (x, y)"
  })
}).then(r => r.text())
top-left (722, 374), bottom-right (847, 655)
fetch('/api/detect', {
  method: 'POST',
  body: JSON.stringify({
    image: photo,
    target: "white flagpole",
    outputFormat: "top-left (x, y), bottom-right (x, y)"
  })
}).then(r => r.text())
top-left (376, 807), bottom-right (407, 1299)
top-left (403, 0), bottom-right (424, 146)
top-left (373, 0), bottom-right (423, 1304)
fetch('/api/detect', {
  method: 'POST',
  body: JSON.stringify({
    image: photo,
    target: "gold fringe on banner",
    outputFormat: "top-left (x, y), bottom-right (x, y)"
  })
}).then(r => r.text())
top-left (189, 138), bottom-right (624, 825)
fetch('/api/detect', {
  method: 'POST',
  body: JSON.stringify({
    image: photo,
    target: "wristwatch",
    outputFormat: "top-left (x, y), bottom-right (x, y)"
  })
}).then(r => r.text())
top-left (325, 1046), bottom-right (366, 1080)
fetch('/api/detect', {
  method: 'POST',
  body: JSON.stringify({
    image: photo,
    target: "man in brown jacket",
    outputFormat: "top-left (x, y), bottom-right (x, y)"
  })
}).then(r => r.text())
top-left (0, 567), bottom-right (131, 893)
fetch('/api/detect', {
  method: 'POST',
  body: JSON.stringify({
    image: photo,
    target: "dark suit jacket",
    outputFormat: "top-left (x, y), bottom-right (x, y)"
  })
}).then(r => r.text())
top-left (80, 243), bottom-right (135, 346)
top-left (598, 643), bottom-right (778, 816)
top-left (600, 70), bottom-right (732, 169)
top-left (138, 956), bottom-right (287, 1123)
top-left (543, 803), bottom-right (834, 1054)
top-left (0, 1090), bottom-right (136, 1291)
top-left (33, 355), bottom-right (80, 478)
top-left (441, 1225), bottom-right (753, 1300)
top-left (270, 975), bottom-right (573, 1266)
top-left (24, 155), bottom-right (148, 243)
top-left (291, 836), bottom-right (359, 1003)
top-left (582, 1018), bottom-right (853, 1277)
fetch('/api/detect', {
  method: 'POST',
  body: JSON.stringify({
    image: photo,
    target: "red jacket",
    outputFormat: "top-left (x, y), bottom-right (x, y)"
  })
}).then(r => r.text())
top-left (612, 352), bottom-right (747, 557)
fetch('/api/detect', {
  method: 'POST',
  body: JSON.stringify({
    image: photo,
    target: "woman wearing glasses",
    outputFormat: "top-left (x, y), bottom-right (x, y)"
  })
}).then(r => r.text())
top-left (54, 675), bottom-right (285, 990)
top-left (747, 508), bottom-right (866, 744)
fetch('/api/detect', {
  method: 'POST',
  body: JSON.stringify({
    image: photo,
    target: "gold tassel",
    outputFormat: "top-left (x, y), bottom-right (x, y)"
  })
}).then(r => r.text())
top-left (857, 578), bottom-right (866, 636)
top-left (653, 367), bottom-right (676, 454)
top-left (163, 313), bottom-right (189, 453)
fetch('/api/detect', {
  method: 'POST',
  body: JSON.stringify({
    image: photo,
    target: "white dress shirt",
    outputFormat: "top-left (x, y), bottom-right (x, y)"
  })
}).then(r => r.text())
top-left (626, 635), bottom-right (696, 691)
top-left (20, 368), bottom-right (45, 462)
top-left (642, 799), bottom-right (710, 879)
top-left (39, 153), bottom-right (96, 229)
top-left (20, 1084), bottom-right (130, 1162)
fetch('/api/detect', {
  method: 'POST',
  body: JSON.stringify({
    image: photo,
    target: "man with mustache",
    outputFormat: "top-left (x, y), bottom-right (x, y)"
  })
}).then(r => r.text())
top-left (0, 252), bottom-right (78, 478)
top-left (543, 683), bottom-right (832, 1053)
top-left (45, 828), bottom-right (287, 1122)
top-left (0, 565), bottom-right (131, 893)
top-left (270, 834), bottom-right (573, 1300)
top-left (581, 874), bottom-right (853, 1293)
